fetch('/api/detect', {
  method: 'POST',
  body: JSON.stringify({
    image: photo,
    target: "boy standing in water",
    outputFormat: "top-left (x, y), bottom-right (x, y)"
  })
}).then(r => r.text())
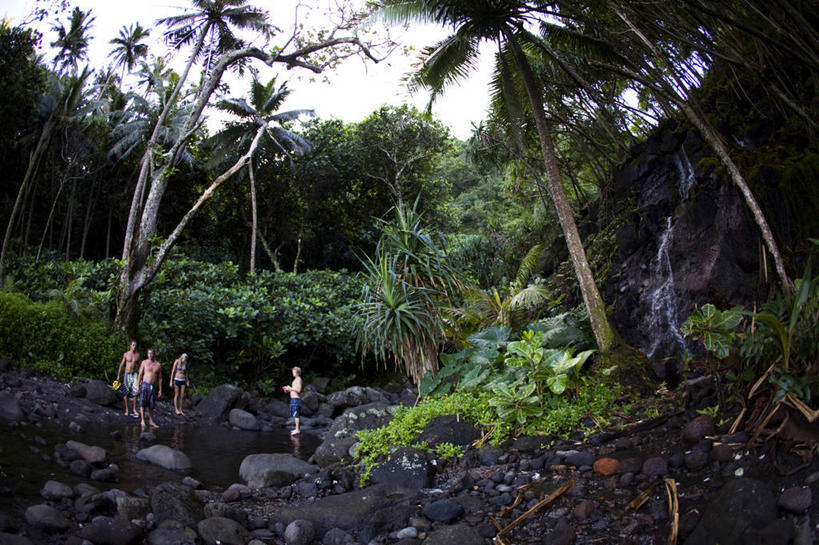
top-left (137, 349), bottom-right (163, 431)
top-left (283, 366), bottom-right (303, 435)
top-left (116, 340), bottom-right (140, 417)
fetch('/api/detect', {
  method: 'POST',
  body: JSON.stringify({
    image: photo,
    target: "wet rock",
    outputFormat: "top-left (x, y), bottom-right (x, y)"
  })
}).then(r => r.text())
top-left (90, 467), bottom-right (119, 482)
top-left (778, 486), bottom-right (812, 514)
top-left (150, 482), bottom-right (203, 527)
top-left (270, 483), bottom-right (419, 543)
top-left (423, 499), bottom-right (464, 523)
top-left (228, 408), bottom-right (259, 431)
top-left (0, 392), bottom-right (24, 421)
top-left (78, 515), bottom-right (142, 545)
top-left (204, 502), bottom-right (249, 527)
top-left (136, 444), bottom-right (192, 472)
top-left (593, 458), bottom-right (619, 476)
top-left (284, 519), bottom-right (315, 545)
top-left (24, 504), bottom-right (69, 532)
top-left (116, 496), bottom-right (150, 522)
top-left (222, 483), bottom-right (251, 502)
top-left (65, 440), bottom-right (107, 465)
top-left (684, 478), bottom-right (778, 545)
top-left (564, 451), bottom-right (595, 467)
top-left (313, 436), bottom-right (358, 468)
top-left (197, 384), bottom-right (243, 419)
top-left (85, 379), bottom-right (118, 407)
top-left (422, 523), bottom-right (483, 545)
top-left (682, 415), bottom-right (714, 444)
top-left (0, 533), bottom-right (35, 545)
top-left (40, 480), bottom-right (74, 501)
top-left (74, 491), bottom-right (115, 515)
top-left (239, 453), bottom-right (319, 488)
top-left (70, 459), bottom-right (92, 477)
top-left (197, 516), bottom-right (252, 545)
top-left (145, 519), bottom-right (199, 545)
top-left (370, 447), bottom-right (434, 489)
top-left (641, 456), bottom-right (668, 478)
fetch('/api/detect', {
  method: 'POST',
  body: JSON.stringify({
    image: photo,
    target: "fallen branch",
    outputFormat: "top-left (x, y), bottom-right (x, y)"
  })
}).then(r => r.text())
top-left (495, 480), bottom-right (574, 540)
top-left (625, 481), bottom-right (658, 513)
top-left (665, 478), bottom-right (679, 545)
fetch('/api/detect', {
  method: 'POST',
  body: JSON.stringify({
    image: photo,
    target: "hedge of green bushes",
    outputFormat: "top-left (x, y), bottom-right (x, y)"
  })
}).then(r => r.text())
top-left (0, 291), bottom-right (127, 379)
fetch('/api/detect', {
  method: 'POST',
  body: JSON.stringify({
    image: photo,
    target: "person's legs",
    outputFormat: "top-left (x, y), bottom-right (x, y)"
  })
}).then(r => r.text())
top-left (178, 384), bottom-right (186, 415)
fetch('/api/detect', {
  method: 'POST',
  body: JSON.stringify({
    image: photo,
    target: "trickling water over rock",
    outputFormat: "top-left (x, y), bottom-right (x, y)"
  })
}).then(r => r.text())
top-left (603, 126), bottom-right (768, 376)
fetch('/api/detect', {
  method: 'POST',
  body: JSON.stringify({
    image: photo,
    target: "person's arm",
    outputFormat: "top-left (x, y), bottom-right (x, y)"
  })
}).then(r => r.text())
top-left (136, 362), bottom-right (144, 392)
top-left (116, 353), bottom-right (126, 381)
top-left (158, 365), bottom-right (163, 398)
top-left (169, 360), bottom-right (177, 387)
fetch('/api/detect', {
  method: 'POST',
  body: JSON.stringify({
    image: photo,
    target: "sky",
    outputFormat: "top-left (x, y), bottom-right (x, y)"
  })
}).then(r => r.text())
top-left (1, 0), bottom-right (495, 139)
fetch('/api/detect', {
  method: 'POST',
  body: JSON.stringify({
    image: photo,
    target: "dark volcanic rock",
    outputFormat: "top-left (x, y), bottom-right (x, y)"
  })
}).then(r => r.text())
top-left (370, 447), bottom-right (434, 489)
top-left (413, 415), bottom-right (481, 449)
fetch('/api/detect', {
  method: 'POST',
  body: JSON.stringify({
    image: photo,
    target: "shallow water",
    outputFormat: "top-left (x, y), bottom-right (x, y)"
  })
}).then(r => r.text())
top-left (0, 418), bottom-right (320, 516)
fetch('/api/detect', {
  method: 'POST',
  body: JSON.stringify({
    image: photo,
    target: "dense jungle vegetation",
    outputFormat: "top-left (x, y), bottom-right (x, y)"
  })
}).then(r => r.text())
top-left (1, 1), bottom-right (817, 441)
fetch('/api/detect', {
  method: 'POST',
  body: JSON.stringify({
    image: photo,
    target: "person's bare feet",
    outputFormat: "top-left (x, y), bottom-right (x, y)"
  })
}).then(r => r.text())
top-left (290, 430), bottom-right (300, 435)
top-left (179, 411), bottom-right (185, 416)
top-left (150, 422), bottom-right (159, 429)
top-left (140, 421), bottom-right (145, 431)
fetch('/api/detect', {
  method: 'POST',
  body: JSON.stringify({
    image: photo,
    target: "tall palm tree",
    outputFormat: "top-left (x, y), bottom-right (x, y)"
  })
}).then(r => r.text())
top-left (211, 76), bottom-right (314, 272)
top-left (108, 23), bottom-right (151, 87)
top-left (50, 7), bottom-right (95, 75)
top-left (377, 0), bottom-right (617, 352)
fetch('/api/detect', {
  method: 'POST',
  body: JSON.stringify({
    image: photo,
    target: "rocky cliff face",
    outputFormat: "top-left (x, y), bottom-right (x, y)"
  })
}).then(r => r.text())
top-left (602, 125), bottom-right (775, 378)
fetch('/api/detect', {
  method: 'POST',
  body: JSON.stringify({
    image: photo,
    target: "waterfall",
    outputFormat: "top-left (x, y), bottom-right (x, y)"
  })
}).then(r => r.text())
top-left (646, 217), bottom-right (688, 360)
top-left (645, 146), bottom-right (693, 361)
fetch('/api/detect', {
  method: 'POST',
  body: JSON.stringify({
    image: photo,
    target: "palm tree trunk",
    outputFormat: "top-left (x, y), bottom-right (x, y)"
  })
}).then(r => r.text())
top-left (36, 174), bottom-right (68, 262)
top-left (506, 28), bottom-right (616, 353)
top-left (0, 113), bottom-right (56, 282)
top-left (249, 160), bottom-right (257, 274)
top-left (61, 177), bottom-right (78, 260)
top-left (79, 179), bottom-right (97, 259)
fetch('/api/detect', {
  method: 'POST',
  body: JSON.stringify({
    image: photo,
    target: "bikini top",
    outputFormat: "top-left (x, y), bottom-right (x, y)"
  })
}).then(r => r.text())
top-left (176, 361), bottom-right (186, 371)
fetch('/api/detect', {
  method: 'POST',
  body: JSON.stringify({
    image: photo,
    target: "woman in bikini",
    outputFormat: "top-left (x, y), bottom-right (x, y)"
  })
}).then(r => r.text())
top-left (169, 353), bottom-right (189, 415)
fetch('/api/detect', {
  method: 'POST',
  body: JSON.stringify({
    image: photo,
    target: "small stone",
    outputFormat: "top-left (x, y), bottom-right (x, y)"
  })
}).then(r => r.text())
top-left (423, 499), bottom-right (464, 523)
top-left (284, 519), bottom-right (315, 545)
top-left (573, 500), bottom-right (595, 521)
top-left (682, 414), bottom-right (714, 444)
top-left (684, 451), bottom-right (709, 471)
top-left (641, 456), bottom-right (668, 478)
top-left (778, 486), bottom-right (812, 514)
top-left (593, 457), bottom-right (619, 476)
top-left (396, 527), bottom-right (418, 539)
top-left (710, 443), bottom-right (733, 462)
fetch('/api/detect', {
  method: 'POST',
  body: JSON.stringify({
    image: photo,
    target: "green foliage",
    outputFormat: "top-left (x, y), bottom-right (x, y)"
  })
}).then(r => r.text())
top-left (681, 304), bottom-right (744, 359)
top-left (0, 290), bottom-right (127, 379)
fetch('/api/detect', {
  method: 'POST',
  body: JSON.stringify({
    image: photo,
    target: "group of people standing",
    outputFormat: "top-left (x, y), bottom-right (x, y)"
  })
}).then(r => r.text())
top-left (115, 341), bottom-right (189, 431)
top-left (113, 341), bottom-right (304, 435)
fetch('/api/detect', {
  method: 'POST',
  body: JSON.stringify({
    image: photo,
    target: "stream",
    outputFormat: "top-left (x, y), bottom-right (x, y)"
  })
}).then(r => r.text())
top-left (0, 418), bottom-right (321, 516)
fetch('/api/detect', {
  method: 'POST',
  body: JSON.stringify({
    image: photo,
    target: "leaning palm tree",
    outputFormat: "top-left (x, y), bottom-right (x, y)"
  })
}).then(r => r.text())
top-left (377, 0), bottom-right (617, 352)
top-left (50, 7), bottom-right (95, 75)
top-left (210, 76), bottom-right (314, 272)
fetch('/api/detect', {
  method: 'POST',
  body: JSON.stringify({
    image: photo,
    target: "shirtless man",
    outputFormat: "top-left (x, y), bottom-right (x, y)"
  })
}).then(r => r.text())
top-left (136, 349), bottom-right (163, 431)
top-left (116, 341), bottom-right (140, 417)
top-left (283, 366), bottom-right (303, 435)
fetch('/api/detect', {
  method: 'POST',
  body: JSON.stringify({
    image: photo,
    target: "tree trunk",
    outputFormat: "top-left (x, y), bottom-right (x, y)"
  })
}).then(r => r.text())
top-left (62, 177), bottom-right (78, 260)
top-left (506, 28), bottom-right (617, 353)
top-left (106, 205), bottom-right (112, 258)
top-left (36, 174), bottom-right (68, 262)
top-left (249, 160), bottom-right (257, 274)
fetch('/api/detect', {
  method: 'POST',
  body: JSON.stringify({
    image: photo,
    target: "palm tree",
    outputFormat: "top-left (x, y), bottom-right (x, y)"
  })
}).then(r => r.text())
top-left (210, 76), bottom-right (314, 272)
top-left (50, 7), bottom-right (95, 75)
top-left (106, 23), bottom-right (150, 92)
top-left (377, 0), bottom-right (617, 352)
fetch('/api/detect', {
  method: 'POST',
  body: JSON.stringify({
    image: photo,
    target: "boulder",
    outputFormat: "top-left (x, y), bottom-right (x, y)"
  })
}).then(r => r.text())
top-left (117, 496), bottom-right (151, 523)
top-left (0, 533), bottom-right (35, 545)
top-left (0, 392), bottom-right (23, 421)
top-left (65, 440), bottom-right (107, 465)
top-left (684, 478), bottom-right (778, 545)
top-left (423, 499), bottom-right (464, 523)
top-left (85, 379), bottom-right (118, 406)
top-left (24, 504), bottom-right (69, 532)
top-left (40, 480), bottom-right (74, 501)
top-left (150, 482), bottom-right (203, 527)
top-left (327, 386), bottom-right (388, 413)
top-left (145, 519), bottom-right (199, 545)
top-left (197, 516), bottom-right (252, 545)
top-left (313, 436), bottom-right (358, 468)
top-left (422, 523), bottom-right (484, 545)
top-left (228, 408), bottom-right (259, 430)
top-left (413, 415), bottom-right (481, 449)
top-left (136, 444), bottom-right (192, 472)
top-left (197, 384), bottom-right (243, 419)
top-left (270, 483), bottom-right (420, 543)
top-left (78, 516), bottom-right (142, 545)
top-left (239, 453), bottom-right (319, 488)
top-left (370, 447), bottom-right (435, 489)
top-left (284, 519), bottom-right (315, 545)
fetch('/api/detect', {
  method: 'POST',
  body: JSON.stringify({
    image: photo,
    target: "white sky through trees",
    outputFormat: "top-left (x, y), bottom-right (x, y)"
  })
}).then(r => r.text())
top-left (2, 0), bottom-right (493, 139)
